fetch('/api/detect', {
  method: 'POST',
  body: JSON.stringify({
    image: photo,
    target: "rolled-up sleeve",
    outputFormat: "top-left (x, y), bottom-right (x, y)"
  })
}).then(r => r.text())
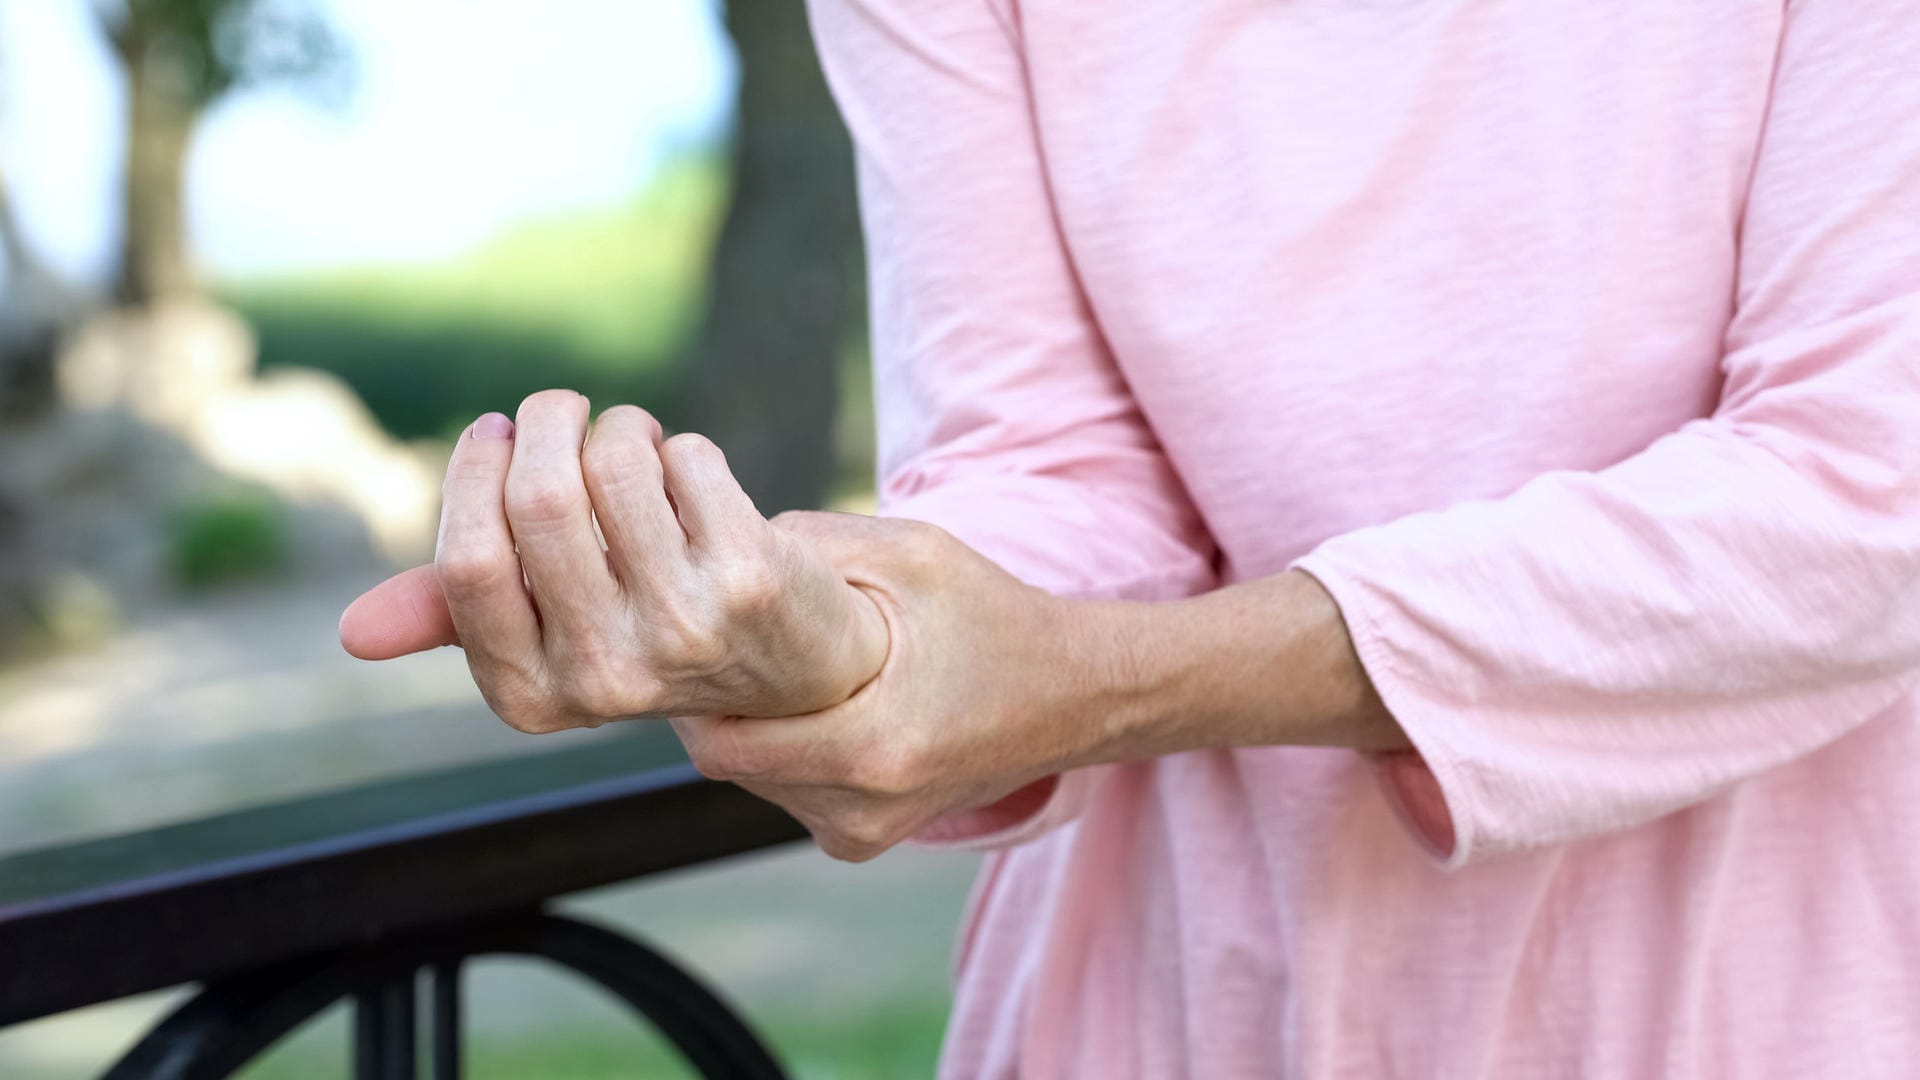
top-left (1295, 0), bottom-right (1920, 868)
top-left (807, 0), bottom-right (1218, 847)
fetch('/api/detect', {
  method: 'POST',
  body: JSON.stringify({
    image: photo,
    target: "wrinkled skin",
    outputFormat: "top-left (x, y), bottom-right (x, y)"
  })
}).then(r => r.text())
top-left (340, 391), bottom-right (1100, 859)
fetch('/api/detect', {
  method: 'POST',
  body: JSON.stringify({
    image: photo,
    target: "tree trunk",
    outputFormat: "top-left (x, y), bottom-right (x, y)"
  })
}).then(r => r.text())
top-left (115, 30), bottom-right (199, 306)
top-left (0, 165), bottom-right (70, 420)
top-left (0, 165), bottom-right (39, 279)
top-left (677, 0), bottom-right (863, 515)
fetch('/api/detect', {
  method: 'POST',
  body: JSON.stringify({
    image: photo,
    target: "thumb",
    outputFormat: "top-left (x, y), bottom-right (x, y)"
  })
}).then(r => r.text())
top-left (339, 564), bottom-right (459, 660)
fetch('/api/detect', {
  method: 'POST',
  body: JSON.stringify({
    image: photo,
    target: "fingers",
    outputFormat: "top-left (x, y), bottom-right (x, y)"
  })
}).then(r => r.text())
top-left (339, 564), bottom-right (456, 660)
top-left (581, 405), bottom-right (687, 586)
top-left (674, 714), bottom-right (909, 863)
top-left (437, 411), bottom-right (541, 676)
top-left (674, 712), bottom-right (896, 789)
top-left (506, 391), bottom-right (617, 638)
top-left (659, 433), bottom-right (767, 560)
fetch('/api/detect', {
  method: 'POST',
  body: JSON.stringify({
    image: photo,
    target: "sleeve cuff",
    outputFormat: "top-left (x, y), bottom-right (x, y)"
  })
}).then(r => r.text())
top-left (1371, 751), bottom-right (1458, 862)
top-left (1292, 555), bottom-right (1478, 870)
top-left (911, 769), bottom-right (1095, 850)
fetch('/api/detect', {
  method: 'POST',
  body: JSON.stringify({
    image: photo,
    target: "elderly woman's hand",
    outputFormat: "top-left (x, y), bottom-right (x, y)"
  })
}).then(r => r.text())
top-left (341, 391), bottom-right (890, 730)
top-left (672, 509), bottom-right (1110, 861)
top-left (341, 390), bottom-right (1128, 860)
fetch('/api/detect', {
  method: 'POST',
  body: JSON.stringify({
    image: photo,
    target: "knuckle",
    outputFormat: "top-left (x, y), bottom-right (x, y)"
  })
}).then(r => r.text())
top-left (437, 545), bottom-right (512, 595)
top-left (598, 403), bottom-right (662, 436)
top-left (501, 713), bottom-right (556, 736)
top-left (505, 471), bottom-right (583, 526)
top-left (520, 388), bottom-right (582, 416)
top-left (825, 813), bottom-right (895, 862)
top-left (489, 695), bottom-right (565, 736)
top-left (583, 419), bottom-right (663, 490)
top-left (467, 657), bottom-right (556, 734)
top-left (712, 558), bottom-right (780, 617)
top-left (818, 836), bottom-right (870, 863)
top-left (690, 632), bottom-right (730, 674)
top-left (581, 445), bottom-right (654, 495)
top-left (661, 431), bottom-right (723, 466)
top-left (654, 615), bottom-right (727, 676)
top-left (477, 672), bottom-right (575, 736)
top-left (579, 440), bottom-right (617, 485)
top-left (558, 646), bottom-right (665, 719)
top-left (559, 673), bottom-right (625, 720)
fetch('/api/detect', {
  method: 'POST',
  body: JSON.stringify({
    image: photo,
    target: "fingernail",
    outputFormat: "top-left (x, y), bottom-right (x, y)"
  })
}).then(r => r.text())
top-left (470, 413), bottom-right (514, 440)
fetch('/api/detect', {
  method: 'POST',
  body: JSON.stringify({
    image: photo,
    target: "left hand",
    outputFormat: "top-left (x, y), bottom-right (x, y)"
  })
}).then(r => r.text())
top-left (674, 510), bottom-right (1110, 861)
top-left (339, 392), bottom-right (889, 730)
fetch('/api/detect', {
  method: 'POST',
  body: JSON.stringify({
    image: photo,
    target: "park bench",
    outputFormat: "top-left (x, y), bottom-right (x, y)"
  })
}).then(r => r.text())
top-left (0, 725), bottom-right (808, 1078)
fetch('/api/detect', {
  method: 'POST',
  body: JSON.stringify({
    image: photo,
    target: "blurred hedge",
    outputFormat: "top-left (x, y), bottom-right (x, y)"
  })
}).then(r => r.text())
top-left (224, 161), bottom-right (723, 441)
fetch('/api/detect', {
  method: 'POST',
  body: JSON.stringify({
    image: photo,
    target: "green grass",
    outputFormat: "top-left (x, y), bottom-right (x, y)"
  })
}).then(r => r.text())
top-left (223, 160), bottom-right (728, 441)
top-left (235, 1000), bottom-right (951, 1079)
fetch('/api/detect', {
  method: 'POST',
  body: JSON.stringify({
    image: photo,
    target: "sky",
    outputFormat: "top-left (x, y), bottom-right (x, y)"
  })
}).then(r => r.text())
top-left (0, 0), bottom-right (735, 286)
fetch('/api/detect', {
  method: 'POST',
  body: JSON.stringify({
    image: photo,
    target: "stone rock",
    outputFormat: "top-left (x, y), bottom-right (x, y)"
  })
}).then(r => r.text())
top-left (50, 300), bottom-right (441, 563)
top-left (55, 299), bottom-right (255, 427)
top-left (0, 299), bottom-right (444, 653)
top-left (187, 367), bottom-right (441, 563)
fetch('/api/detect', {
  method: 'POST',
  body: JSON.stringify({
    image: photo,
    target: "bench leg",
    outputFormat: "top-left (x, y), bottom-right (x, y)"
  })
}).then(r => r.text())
top-left (99, 908), bottom-right (787, 1080)
top-left (354, 977), bottom-right (417, 1080)
top-left (429, 962), bottom-right (461, 1080)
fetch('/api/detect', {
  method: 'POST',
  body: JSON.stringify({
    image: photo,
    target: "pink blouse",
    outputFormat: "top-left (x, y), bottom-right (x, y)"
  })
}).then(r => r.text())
top-left (806, 0), bottom-right (1920, 1074)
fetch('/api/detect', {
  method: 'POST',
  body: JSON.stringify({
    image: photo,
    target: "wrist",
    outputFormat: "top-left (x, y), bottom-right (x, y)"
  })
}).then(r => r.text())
top-left (1037, 595), bottom-right (1192, 770)
top-left (1040, 570), bottom-right (1403, 768)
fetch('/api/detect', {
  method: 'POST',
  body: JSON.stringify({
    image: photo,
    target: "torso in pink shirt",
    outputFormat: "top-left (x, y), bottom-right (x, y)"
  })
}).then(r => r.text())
top-left (806, 1), bottom-right (1920, 1075)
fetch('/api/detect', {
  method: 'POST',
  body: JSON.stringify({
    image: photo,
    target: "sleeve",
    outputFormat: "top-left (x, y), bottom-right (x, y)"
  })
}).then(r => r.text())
top-left (1293, 0), bottom-right (1920, 868)
top-left (805, 0), bottom-right (1219, 848)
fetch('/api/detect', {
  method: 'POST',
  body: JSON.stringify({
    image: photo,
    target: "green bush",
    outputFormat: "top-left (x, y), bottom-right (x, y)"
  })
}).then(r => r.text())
top-left (234, 306), bottom-right (684, 441)
top-left (169, 494), bottom-right (288, 588)
top-left (223, 160), bottom-right (724, 441)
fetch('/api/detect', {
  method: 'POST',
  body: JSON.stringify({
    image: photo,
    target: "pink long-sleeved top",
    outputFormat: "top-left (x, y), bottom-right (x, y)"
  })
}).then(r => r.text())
top-left (806, 0), bottom-right (1920, 1075)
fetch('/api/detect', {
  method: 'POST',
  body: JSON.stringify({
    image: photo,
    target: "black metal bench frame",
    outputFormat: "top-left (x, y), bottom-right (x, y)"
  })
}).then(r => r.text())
top-left (0, 727), bottom-right (809, 1078)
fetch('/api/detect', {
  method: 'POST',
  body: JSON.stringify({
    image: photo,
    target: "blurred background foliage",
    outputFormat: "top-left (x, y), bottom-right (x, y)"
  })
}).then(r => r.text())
top-left (168, 488), bottom-right (286, 586)
top-left (233, 161), bottom-right (722, 442)
top-left (0, 1), bottom-right (956, 1076)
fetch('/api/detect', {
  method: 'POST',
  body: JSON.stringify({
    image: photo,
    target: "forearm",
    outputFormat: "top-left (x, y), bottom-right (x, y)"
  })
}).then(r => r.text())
top-left (1056, 570), bottom-right (1411, 770)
